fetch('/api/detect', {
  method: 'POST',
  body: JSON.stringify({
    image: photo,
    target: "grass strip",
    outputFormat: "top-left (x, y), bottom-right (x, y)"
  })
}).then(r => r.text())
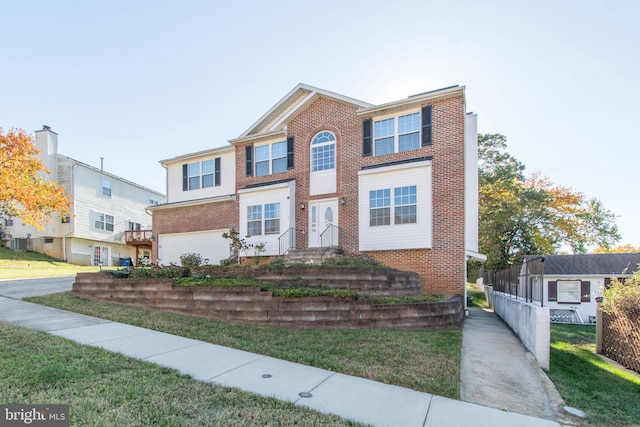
top-left (0, 322), bottom-right (365, 426)
top-left (547, 323), bottom-right (640, 427)
top-left (25, 292), bottom-right (461, 398)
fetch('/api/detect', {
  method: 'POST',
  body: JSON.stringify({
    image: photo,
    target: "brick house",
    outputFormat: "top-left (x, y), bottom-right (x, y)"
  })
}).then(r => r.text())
top-left (149, 84), bottom-right (483, 296)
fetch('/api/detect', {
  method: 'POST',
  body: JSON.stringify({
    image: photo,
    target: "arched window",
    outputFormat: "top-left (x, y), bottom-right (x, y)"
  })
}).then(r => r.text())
top-left (311, 131), bottom-right (336, 172)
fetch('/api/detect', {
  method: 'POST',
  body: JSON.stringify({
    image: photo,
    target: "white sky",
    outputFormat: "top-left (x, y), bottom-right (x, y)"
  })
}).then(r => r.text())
top-left (2, 1), bottom-right (638, 247)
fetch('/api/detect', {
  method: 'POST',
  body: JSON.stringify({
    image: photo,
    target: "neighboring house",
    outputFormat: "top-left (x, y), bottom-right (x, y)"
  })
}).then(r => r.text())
top-left (150, 83), bottom-right (483, 296)
top-left (525, 253), bottom-right (640, 323)
top-left (1, 126), bottom-right (166, 266)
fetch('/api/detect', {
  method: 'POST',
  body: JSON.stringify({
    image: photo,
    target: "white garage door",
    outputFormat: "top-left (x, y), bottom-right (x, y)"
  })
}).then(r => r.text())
top-left (158, 230), bottom-right (230, 266)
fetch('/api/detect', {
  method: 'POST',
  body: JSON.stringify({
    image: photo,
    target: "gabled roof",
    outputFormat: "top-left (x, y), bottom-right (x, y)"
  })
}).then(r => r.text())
top-left (525, 253), bottom-right (640, 276)
top-left (228, 83), bottom-right (372, 145)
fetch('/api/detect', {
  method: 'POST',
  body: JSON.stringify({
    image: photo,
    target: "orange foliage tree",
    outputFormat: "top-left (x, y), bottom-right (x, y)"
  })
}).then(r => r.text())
top-left (0, 128), bottom-right (72, 229)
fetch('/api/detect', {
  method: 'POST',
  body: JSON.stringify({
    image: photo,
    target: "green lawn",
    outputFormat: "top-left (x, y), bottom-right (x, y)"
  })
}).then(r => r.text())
top-left (548, 323), bottom-right (640, 427)
top-left (466, 282), bottom-right (487, 308)
top-left (0, 322), bottom-right (365, 426)
top-left (25, 292), bottom-right (462, 399)
top-left (0, 247), bottom-right (105, 279)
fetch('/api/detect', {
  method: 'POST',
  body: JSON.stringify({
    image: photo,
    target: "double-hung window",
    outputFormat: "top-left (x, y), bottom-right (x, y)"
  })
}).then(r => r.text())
top-left (369, 189), bottom-right (391, 226)
top-left (255, 142), bottom-right (287, 176)
top-left (247, 205), bottom-right (262, 236)
top-left (394, 186), bottom-right (417, 224)
top-left (362, 106), bottom-right (432, 156)
top-left (246, 203), bottom-right (280, 235)
top-left (246, 138), bottom-right (294, 177)
top-left (182, 158), bottom-right (221, 191)
top-left (264, 203), bottom-right (280, 235)
top-left (369, 185), bottom-right (417, 226)
top-left (94, 212), bottom-right (114, 232)
top-left (102, 179), bottom-right (112, 197)
top-left (373, 112), bottom-right (420, 155)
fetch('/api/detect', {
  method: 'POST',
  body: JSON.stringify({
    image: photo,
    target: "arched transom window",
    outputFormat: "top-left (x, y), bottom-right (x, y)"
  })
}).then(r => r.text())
top-left (311, 131), bottom-right (336, 172)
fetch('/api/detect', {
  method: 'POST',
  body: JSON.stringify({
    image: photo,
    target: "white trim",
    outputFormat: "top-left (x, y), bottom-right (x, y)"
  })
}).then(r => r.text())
top-left (357, 85), bottom-right (464, 118)
top-left (160, 145), bottom-right (234, 165)
top-left (238, 180), bottom-right (293, 194)
top-left (147, 194), bottom-right (235, 211)
top-left (228, 129), bottom-right (287, 146)
top-left (358, 159), bottom-right (432, 176)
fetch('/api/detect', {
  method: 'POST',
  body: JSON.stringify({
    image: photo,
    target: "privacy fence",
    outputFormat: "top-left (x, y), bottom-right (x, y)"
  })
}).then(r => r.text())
top-left (482, 257), bottom-right (545, 306)
top-left (600, 307), bottom-right (640, 374)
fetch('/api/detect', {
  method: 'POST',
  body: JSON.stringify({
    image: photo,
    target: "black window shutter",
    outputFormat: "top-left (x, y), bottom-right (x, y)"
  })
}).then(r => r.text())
top-left (182, 164), bottom-right (188, 191)
top-left (580, 281), bottom-right (591, 302)
top-left (362, 119), bottom-right (372, 156)
top-left (245, 145), bottom-right (253, 177)
top-left (287, 136), bottom-right (294, 169)
top-left (548, 281), bottom-right (557, 301)
top-left (214, 157), bottom-right (221, 186)
top-left (421, 105), bottom-right (432, 146)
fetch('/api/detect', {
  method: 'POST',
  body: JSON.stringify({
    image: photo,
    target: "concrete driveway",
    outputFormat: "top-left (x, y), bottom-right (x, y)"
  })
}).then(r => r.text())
top-left (0, 276), bottom-right (75, 299)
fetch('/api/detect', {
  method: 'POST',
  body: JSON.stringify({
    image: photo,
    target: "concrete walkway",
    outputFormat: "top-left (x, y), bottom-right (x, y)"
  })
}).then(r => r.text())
top-left (461, 307), bottom-right (567, 422)
top-left (0, 278), bottom-right (562, 427)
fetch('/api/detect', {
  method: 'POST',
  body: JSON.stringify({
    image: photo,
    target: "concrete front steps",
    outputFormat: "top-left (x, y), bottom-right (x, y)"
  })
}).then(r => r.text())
top-left (283, 247), bottom-right (344, 266)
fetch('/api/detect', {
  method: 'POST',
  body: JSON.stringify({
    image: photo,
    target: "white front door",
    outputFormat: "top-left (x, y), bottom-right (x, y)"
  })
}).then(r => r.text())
top-left (308, 199), bottom-right (339, 247)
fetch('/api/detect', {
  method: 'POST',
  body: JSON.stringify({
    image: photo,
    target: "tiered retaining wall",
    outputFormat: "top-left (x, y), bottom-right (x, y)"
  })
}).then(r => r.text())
top-left (72, 273), bottom-right (463, 330)
top-left (243, 267), bottom-right (421, 297)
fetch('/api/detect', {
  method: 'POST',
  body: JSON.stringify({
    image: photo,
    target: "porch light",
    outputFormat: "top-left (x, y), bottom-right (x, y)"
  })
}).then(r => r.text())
top-left (340, 197), bottom-right (346, 205)
top-left (300, 202), bottom-right (305, 210)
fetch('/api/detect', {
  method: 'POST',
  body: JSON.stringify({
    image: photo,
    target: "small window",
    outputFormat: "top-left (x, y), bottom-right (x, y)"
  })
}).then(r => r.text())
top-left (102, 179), bottom-right (112, 197)
top-left (61, 215), bottom-right (71, 224)
top-left (95, 213), bottom-right (114, 232)
top-left (369, 189), bottom-right (391, 226)
top-left (149, 197), bottom-right (159, 206)
top-left (247, 205), bottom-right (262, 236)
top-left (264, 203), bottom-right (280, 235)
top-left (44, 238), bottom-right (54, 244)
top-left (4, 218), bottom-right (14, 227)
top-left (394, 186), bottom-right (417, 224)
top-left (557, 280), bottom-right (581, 303)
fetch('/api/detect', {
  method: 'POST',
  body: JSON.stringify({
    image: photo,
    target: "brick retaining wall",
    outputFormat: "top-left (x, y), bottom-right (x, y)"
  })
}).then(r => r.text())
top-left (72, 273), bottom-right (463, 330)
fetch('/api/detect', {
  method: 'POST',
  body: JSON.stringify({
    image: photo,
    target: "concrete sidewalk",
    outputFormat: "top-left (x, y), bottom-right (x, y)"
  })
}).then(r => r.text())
top-left (0, 279), bottom-right (561, 427)
top-left (461, 307), bottom-right (567, 422)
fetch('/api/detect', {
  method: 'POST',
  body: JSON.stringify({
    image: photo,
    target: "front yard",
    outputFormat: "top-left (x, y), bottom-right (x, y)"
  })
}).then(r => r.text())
top-left (548, 323), bottom-right (640, 427)
top-left (25, 292), bottom-right (462, 399)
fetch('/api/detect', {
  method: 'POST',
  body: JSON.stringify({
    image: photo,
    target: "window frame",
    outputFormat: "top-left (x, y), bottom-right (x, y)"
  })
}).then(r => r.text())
top-left (246, 203), bottom-right (281, 236)
top-left (373, 111), bottom-right (422, 156)
top-left (94, 212), bottom-right (114, 232)
top-left (557, 280), bottom-right (581, 303)
top-left (369, 185), bottom-right (417, 227)
top-left (102, 179), bottom-right (112, 197)
top-left (311, 131), bottom-right (336, 172)
top-left (255, 141), bottom-right (288, 177)
top-left (182, 158), bottom-right (221, 191)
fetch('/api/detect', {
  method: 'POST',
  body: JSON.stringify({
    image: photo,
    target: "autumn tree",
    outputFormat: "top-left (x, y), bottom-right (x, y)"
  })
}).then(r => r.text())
top-left (593, 244), bottom-right (640, 254)
top-left (479, 133), bottom-right (619, 270)
top-left (0, 128), bottom-right (72, 229)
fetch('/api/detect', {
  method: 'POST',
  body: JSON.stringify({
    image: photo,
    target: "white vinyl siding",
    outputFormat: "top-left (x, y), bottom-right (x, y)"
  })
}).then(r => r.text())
top-left (238, 181), bottom-right (295, 256)
top-left (358, 161), bottom-right (432, 251)
top-left (165, 149), bottom-right (235, 204)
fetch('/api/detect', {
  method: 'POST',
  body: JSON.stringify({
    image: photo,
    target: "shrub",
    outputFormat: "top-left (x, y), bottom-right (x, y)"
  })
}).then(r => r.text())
top-left (602, 269), bottom-right (640, 314)
top-left (179, 253), bottom-right (203, 269)
top-left (267, 257), bottom-right (286, 268)
top-left (322, 254), bottom-right (384, 268)
top-left (130, 265), bottom-right (188, 279)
